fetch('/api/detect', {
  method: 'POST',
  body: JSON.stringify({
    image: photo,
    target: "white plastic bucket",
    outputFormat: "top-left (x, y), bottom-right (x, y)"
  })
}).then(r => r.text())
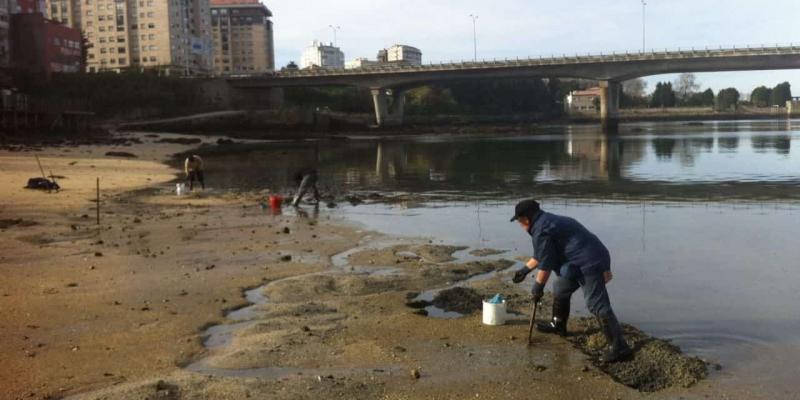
top-left (482, 299), bottom-right (507, 326)
top-left (176, 183), bottom-right (185, 196)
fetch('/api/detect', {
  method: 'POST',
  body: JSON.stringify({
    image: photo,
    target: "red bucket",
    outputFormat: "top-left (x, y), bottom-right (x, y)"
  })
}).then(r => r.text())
top-left (269, 195), bottom-right (283, 210)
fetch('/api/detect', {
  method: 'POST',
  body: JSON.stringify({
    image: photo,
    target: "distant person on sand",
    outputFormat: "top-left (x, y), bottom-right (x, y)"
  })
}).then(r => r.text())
top-left (292, 168), bottom-right (320, 207)
top-left (185, 154), bottom-right (205, 191)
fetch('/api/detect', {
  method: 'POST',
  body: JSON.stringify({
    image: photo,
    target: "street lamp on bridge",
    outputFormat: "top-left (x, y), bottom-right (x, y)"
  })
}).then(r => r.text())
top-left (329, 25), bottom-right (341, 46)
top-left (641, 0), bottom-right (647, 52)
top-left (469, 14), bottom-right (478, 61)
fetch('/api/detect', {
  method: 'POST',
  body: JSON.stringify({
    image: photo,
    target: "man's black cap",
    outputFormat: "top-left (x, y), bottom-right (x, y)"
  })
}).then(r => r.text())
top-left (510, 199), bottom-right (540, 222)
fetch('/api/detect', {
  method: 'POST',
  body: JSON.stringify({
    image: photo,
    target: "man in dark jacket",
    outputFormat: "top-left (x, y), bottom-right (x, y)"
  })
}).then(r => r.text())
top-left (511, 199), bottom-right (632, 363)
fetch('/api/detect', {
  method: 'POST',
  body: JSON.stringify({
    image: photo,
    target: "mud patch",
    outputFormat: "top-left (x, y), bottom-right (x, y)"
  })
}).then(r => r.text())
top-left (414, 244), bottom-right (468, 263)
top-left (155, 138), bottom-right (203, 145)
top-left (347, 244), bottom-right (467, 267)
top-left (431, 287), bottom-right (483, 314)
top-left (0, 219), bottom-right (39, 229)
top-left (105, 151), bottom-right (138, 158)
top-left (468, 248), bottom-right (506, 257)
top-left (568, 318), bottom-right (708, 392)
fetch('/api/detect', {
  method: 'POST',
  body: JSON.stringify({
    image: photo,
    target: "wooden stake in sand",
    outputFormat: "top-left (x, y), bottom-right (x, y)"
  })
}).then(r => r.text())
top-left (49, 170), bottom-right (59, 192)
top-left (96, 177), bottom-right (100, 225)
top-left (34, 155), bottom-right (50, 193)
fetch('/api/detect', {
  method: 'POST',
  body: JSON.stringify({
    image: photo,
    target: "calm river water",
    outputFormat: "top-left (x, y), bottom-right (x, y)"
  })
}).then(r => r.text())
top-left (200, 120), bottom-right (800, 398)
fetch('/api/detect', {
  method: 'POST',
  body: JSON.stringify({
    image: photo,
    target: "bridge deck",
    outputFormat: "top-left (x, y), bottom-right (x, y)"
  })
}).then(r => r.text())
top-left (264, 44), bottom-right (800, 79)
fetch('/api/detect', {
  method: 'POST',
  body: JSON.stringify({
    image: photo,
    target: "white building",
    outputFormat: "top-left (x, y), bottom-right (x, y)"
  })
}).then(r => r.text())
top-left (300, 41), bottom-right (344, 69)
top-left (345, 57), bottom-right (377, 69)
top-left (386, 44), bottom-right (422, 65)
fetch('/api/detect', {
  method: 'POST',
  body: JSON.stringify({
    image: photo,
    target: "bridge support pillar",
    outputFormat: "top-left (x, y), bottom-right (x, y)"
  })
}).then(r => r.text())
top-left (371, 88), bottom-right (406, 127)
top-left (599, 80), bottom-right (620, 133)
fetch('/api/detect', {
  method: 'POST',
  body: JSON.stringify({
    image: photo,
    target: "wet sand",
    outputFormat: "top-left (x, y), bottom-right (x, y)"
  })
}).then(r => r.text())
top-left (0, 135), bottom-right (729, 400)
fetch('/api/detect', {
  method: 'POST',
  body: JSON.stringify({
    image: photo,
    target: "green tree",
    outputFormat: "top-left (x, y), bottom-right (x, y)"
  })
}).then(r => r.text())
top-left (650, 82), bottom-right (676, 108)
top-left (699, 88), bottom-right (715, 106)
top-left (750, 86), bottom-right (773, 107)
top-left (405, 86), bottom-right (458, 115)
top-left (716, 88), bottom-right (740, 111)
top-left (686, 88), bottom-right (715, 107)
top-left (770, 82), bottom-right (792, 107)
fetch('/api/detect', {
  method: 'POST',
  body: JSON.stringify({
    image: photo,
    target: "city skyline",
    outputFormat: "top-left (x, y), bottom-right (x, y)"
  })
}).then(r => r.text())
top-left (269, 0), bottom-right (800, 95)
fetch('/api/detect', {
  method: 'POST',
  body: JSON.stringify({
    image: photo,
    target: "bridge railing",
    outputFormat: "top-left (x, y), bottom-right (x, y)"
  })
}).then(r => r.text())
top-left (248, 43), bottom-right (800, 80)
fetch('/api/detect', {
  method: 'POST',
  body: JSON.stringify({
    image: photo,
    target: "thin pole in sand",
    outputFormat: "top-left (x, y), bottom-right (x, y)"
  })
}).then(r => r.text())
top-left (49, 170), bottom-right (58, 192)
top-left (35, 155), bottom-right (50, 193)
top-left (96, 178), bottom-right (100, 225)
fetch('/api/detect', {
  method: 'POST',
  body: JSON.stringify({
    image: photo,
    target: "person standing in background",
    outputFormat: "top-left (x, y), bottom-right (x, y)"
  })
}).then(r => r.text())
top-left (185, 155), bottom-right (205, 191)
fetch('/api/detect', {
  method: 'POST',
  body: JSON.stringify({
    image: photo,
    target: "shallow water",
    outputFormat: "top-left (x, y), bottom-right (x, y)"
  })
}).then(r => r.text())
top-left (197, 120), bottom-right (800, 397)
top-left (338, 198), bottom-right (800, 397)
top-left (200, 119), bottom-right (800, 200)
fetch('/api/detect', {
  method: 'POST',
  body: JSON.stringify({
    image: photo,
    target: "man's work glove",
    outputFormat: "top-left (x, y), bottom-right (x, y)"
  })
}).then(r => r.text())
top-left (512, 267), bottom-right (532, 283)
top-left (531, 281), bottom-right (545, 303)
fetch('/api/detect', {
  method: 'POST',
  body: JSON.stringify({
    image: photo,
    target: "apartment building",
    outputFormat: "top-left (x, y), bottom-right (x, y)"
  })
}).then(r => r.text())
top-left (385, 44), bottom-right (421, 65)
top-left (345, 57), bottom-right (377, 69)
top-left (210, 0), bottom-right (274, 76)
top-left (45, 0), bottom-right (79, 26)
top-left (67, 0), bottom-right (212, 75)
top-left (300, 40), bottom-right (343, 69)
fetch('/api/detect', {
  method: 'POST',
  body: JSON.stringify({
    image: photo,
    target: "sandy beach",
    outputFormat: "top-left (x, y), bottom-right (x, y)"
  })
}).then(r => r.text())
top-left (0, 134), bottom-right (719, 400)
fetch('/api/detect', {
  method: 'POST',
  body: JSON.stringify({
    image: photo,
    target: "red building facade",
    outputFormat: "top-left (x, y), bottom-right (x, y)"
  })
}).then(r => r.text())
top-left (11, 12), bottom-right (82, 78)
top-left (14, 0), bottom-right (46, 14)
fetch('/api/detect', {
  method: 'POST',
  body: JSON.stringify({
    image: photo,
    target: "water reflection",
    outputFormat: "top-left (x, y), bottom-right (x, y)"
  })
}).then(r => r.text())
top-left (195, 120), bottom-right (800, 200)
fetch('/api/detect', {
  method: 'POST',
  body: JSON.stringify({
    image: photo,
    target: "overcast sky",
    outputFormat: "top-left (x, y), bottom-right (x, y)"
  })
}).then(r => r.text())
top-left (267, 0), bottom-right (800, 95)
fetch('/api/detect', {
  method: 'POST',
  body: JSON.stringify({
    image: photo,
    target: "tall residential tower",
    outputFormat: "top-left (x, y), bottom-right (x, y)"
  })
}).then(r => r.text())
top-left (49, 0), bottom-right (213, 75)
top-left (210, 0), bottom-right (274, 76)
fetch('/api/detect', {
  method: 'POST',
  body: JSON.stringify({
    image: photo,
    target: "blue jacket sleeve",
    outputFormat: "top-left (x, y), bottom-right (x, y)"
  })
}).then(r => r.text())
top-left (533, 234), bottom-right (559, 271)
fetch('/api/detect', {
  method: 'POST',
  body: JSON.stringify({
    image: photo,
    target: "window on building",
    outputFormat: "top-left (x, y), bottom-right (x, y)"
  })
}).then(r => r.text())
top-left (118, 47), bottom-right (126, 53)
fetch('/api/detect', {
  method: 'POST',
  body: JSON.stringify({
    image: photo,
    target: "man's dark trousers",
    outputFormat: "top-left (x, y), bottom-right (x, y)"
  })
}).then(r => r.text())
top-left (552, 272), bottom-right (614, 318)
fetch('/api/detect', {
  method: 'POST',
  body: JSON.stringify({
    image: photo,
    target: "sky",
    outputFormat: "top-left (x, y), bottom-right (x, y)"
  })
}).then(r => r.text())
top-left (266, 0), bottom-right (800, 96)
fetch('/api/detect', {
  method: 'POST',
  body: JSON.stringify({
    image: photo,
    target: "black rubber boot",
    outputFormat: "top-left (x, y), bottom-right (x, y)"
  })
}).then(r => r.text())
top-left (597, 314), bottom-right (633, 363)
top-left (536, 298), bottom-right (570, 336)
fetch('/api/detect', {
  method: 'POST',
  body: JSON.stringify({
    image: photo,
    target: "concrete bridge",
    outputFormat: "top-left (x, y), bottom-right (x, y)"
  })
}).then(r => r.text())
top-left (226, 44), bottom-right (800, 130)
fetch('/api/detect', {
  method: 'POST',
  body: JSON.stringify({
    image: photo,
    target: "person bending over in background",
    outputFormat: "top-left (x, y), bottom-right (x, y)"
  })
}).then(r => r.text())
top-left (292, 168), bottom-right (320, 207)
